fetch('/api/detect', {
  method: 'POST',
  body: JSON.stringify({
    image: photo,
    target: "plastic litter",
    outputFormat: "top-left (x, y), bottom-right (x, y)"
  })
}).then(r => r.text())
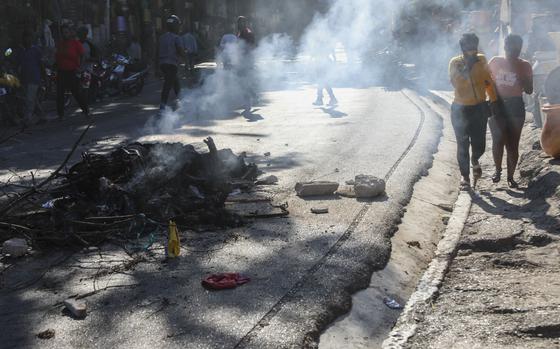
top-left (202, 273), bottom-right (251, 290)
top-left (383, 297), bottom-right (403, 310)
top-left (167, 220), bottom-right (181, 258)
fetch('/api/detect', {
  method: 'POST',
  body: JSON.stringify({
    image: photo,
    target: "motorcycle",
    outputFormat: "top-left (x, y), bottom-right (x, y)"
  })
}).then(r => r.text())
top-left (0, 48), bottom-right (23, 127)
top-left (90, 54), bottom-right (149, 100)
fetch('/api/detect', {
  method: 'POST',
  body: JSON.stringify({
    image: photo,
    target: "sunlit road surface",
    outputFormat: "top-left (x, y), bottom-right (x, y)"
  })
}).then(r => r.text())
top-left (0, 80), bottom-right (443, 348)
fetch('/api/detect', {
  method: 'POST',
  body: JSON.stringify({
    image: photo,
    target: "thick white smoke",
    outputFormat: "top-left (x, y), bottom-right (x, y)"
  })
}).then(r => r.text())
top-left (147, 0), bottom-right (472, 132)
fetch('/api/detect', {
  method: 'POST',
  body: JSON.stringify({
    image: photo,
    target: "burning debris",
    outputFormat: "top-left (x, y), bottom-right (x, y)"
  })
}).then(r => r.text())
top-left (0, 137), bottom-right (259, 248)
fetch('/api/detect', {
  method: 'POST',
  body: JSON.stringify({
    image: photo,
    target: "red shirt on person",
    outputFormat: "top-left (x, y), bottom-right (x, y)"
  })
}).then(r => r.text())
top-left (56, 39), bottom-right (84, 71)
top-left (488, 57), bottom-right (533, 98)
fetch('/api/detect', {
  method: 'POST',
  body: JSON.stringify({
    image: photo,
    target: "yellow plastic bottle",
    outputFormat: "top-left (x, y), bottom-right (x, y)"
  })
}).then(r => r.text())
top-left (167, 220), bottom-right (180, 258)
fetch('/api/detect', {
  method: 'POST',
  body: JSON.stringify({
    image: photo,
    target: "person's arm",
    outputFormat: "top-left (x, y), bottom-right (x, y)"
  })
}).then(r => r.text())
top-left (521, 61), bottom-right (534, 95)
top-left (449, 58), bottom-right (462, 88)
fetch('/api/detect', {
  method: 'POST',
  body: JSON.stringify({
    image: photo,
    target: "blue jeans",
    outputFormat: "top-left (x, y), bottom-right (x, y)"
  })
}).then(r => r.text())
top-left (451, 103), bottom-right (488, 178)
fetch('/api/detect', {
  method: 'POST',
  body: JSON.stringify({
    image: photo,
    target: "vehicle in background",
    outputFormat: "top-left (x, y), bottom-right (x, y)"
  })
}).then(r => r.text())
top-left (90, 54), bottom-right (149, 100)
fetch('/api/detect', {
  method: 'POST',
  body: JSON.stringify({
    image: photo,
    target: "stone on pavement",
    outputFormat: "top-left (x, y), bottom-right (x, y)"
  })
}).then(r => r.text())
top-left (311, 207), bottom-right (329, 214)
top-left (354, 175), bottom-right (386, 198)
top-left (2, 238), bottom-right (28, 257)
top-left (64, 298), bottom-right (87, 319)
top-left (295, 181), bottom-right (339, 197)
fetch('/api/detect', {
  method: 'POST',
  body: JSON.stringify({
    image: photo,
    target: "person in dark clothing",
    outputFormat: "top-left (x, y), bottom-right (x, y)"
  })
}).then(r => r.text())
top-left (55, 25), bottom-right (89, 119)
top-left (157, 15), bottom-right (186, 111)
top-left (237, 16), bottom-right (257, 113)
top-left (17, 30), bottom-right (44, 126)
top-left (237, 16), bottom-right (256, 48)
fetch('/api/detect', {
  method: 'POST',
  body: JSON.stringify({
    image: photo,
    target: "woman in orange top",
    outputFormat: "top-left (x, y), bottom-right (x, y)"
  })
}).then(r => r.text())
top-left (488, 34), bottom-right (533, 188)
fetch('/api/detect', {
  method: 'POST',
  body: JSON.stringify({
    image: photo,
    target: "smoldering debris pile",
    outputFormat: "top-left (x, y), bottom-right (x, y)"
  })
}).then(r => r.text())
top-left (0, 138), bottom-right (258, 247)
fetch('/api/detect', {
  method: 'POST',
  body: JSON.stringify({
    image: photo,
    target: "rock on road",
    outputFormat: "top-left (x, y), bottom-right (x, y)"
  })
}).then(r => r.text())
top-left (0, 84), bottom-right (443, 348)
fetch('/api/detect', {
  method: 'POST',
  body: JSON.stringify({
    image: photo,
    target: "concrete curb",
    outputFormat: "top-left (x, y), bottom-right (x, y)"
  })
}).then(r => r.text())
top-left (381, 90), bottom-right (472, 349)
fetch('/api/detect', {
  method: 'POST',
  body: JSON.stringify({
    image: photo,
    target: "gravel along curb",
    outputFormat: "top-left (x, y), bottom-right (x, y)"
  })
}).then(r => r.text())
top-left (382, 191), bottom-right (472, 349)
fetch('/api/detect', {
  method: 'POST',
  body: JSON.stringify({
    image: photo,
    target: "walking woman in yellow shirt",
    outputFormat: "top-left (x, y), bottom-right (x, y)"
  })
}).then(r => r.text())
top-left (449, 33), bottom-right (500, 189)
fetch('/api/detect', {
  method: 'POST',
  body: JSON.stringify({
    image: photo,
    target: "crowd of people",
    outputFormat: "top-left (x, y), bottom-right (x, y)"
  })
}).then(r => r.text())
top-left (156, 14), bottom-right (257, 114)
top-left (0, 14), bottom-right (261, 127)
top-left (449, 32), bottom-right (534, 189)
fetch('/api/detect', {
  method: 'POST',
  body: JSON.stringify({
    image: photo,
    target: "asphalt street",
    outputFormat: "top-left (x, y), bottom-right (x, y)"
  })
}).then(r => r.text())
top-left (0, 78), bottom-right (444, 348)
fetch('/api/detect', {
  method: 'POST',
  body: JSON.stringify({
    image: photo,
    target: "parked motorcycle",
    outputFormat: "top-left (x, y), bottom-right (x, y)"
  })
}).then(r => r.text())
top-left (90, 54), bottom-right (149, 100)
top-left (0, 48), bottom-right (23, 127)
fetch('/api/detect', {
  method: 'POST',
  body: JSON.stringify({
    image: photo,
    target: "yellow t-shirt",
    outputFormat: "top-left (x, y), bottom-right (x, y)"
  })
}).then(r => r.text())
top-left (449, 54), bottom-right (497, 106)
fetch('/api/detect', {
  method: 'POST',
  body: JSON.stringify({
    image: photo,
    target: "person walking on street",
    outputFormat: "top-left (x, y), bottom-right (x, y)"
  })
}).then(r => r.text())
top-left (55, 25), bottom-right (89, 120)
top-left (313, 40), bottom-right (338, 107)
top-left (449, 33), bottom-right (499, 189)
top-left (17, 30), bottom-right (44, 126)
top-left (488, 34), bottom-right (533, 188)
top-left (157, 15), bottom-right (186, 112)
top-left (237, 16), bottom-right (256, 113)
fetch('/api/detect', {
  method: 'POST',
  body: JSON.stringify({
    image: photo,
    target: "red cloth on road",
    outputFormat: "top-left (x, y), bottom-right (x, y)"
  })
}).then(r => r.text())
top-left (202, 273), bottom-right (251, 290)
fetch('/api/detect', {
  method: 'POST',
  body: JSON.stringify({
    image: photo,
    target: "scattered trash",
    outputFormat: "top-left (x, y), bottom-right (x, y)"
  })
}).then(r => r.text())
top-left (295, 181), bottom-right (339, 197)
top-left (264, 152), bottom-right (271, 157)
top-left (37, 329), bottom-right (55, 340)
top-left (406, 241), bottom-right (421, 249)
top-left (383, 297), bottom-right (403, 310)
top-left (202, 273), bottom-right (251, 290)
top-left (354, 175), bottom-right (386, 199)
top-left (2, 238), bottom-right (28, 257)
top-left (41, 197), bottom-right (67, 209)
top-left (256, 175), bottom-right (278, 185)
top-left (63, 298), bottom-right (87, 318)
top-left (311, 207), bottom-right (329, 214)
top-left (167, 221), bottom-right (181, 259)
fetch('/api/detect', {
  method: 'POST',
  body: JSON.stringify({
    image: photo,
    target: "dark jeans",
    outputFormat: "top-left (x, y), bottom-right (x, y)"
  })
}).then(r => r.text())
top-left (57, 70), bottom-right (88, 117)
top-left (160, 64), bottom-right (180, 106)
top-left (451, 103), bottom-right (489, 178)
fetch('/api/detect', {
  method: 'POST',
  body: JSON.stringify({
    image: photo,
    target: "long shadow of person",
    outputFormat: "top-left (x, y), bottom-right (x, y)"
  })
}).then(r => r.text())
top-left (241, 108), bottom-right (264, 122)
top-left (471, 171), bottom-right (560, 235)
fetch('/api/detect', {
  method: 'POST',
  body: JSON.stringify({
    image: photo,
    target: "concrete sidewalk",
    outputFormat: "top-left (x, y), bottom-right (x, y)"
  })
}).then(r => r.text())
top-left (385, 95), bottom-right (560, 348)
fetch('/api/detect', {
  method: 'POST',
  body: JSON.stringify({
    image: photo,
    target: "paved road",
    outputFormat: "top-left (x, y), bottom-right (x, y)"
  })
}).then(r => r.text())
top-left (0, 81), bottom-right (443, 348)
